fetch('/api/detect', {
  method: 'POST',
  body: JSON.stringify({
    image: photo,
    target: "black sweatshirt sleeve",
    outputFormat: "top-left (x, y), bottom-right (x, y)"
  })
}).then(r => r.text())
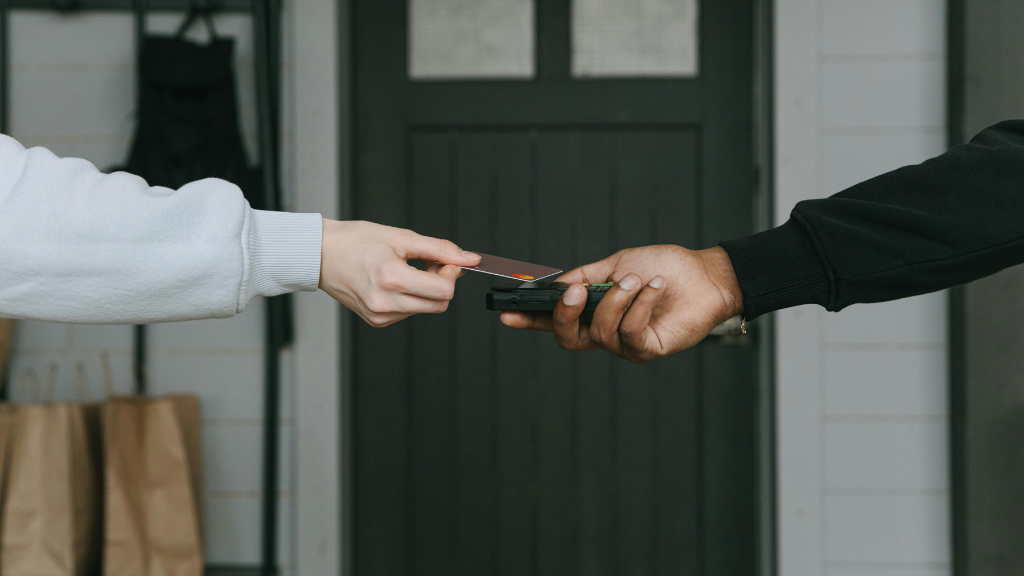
top-left (720, 120), bottom-right (1024, 320)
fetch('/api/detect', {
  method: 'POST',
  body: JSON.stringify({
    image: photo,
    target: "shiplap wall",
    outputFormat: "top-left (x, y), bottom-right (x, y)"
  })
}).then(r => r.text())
top-left (775, 1), bottom-right (951, 575)
top-left (2, 9), bottom-right (298, 572)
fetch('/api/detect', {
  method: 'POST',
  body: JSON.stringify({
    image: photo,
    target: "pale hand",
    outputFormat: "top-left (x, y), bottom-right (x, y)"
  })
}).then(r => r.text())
top-left (319, 220), bottom-right (481, 327)
top-left (499, 245), bottom-right (743, 363)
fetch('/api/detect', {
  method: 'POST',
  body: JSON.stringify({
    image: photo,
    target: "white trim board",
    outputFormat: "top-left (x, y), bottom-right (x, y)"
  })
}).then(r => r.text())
top-left (291, 0), bottom-right (344, 574)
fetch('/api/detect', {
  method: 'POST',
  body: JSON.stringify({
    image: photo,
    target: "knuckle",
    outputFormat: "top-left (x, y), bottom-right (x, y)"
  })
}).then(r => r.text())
top-left (619, 319), bottom-right (641, 339)
top-left (364, 296), bottom-right (392, 315)
top-left (551, 319), bottom-right (568, 335)
top-left (441, 283), bottom-right (456, 301)
top-left (392, 229), bottom-right (418, 248)
top-left (555, 334), bottom-right (575, 351)
top-left (623, 347), bottom-right (650, 364)
top-left (438, 238), bottom-right (459, 254)
top-left (589, 325), bottom-right (613, 345)
top-left (375, 267), bottom-right (403, 292)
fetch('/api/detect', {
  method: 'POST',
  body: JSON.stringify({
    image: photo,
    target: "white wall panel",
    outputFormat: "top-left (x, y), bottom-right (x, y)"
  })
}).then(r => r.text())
top-left (821, 60), bottom-right (946, 129)
top-left (774, 0), bottom-right (824, 574)
top-left (776, 0), bottom-right (950, 573)
top-left (150, 308), bottom-right (265, 349)
top-left (825, 422), bottom-right (949, 490)
top-left (824, 349), bottom-right (947, 417)
top-left (826, 494), bottom-right (951, 564)
top-left (828, 568), bottom-right (949, 576)
top-left (821, 131), bottom-right (946, 193)
top-left (820, 294), bottom-right (948, 346)
top-left (821, 0), bottom-right (945, 56)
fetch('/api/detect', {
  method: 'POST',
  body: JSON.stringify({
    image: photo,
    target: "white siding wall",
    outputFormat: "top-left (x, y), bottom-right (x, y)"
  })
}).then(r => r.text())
top-left (2, 9), bottom-right (298, 573)
top-left (775, 1), bottom-right (951, 575)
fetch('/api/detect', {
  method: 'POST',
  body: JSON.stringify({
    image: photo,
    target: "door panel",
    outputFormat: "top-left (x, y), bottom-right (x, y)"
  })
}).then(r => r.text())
top-left (402, 129), bottom-right (701, 576)
top-left (354, 1), bottom-right (755, 574)
top-left (407, 83), bottom-right (705, 125)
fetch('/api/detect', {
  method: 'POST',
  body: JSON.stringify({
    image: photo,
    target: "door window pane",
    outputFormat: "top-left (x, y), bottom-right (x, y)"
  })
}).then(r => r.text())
top-left (572, 0), bottom-right (699, 78)
top-left (409, 0), bottom-right (535, 80)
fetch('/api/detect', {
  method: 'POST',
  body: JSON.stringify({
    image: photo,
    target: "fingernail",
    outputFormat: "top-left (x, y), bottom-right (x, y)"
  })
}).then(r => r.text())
top-left (619, 275), bottom-right (639, 291)
top-left (462, 251), bottom-right (480, 260)
top-left (649, 276), bottom-right (666, 289)
top-left (562, 285), bottom-right (584, 306)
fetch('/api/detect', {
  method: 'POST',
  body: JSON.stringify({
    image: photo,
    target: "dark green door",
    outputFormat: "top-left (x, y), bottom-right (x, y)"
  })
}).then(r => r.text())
top-left (353, 1), bottom-right (756, 575)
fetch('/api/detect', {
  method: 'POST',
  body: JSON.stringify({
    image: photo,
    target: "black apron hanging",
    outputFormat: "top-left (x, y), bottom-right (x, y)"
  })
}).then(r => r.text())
top-left (113, 6), bottom-right (264, 209)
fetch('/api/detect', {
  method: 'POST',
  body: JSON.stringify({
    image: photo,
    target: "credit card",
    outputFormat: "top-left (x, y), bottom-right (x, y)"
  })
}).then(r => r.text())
top-left (461, 253), bottom-right (562, 282)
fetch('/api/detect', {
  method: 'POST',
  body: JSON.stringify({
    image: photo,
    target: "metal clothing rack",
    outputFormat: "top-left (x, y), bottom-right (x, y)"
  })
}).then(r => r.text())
top-left (0, 2), bottom-right (289, 575)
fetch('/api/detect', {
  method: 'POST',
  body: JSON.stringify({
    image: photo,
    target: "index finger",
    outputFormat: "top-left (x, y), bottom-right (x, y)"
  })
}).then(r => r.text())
top-left (397, 231), bottom-right (482, 267)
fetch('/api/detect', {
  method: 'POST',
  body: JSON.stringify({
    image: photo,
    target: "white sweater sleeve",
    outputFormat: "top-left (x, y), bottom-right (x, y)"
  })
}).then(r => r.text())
top-left (0, 134), bottom-right (322, 324)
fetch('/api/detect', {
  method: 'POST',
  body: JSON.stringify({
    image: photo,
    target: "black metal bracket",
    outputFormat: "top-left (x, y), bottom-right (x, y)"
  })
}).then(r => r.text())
top-left (0, 2), bottom-right (287, 574)
top-left (947, 2), bottom-right (967, 574)
top-left (1, 0), bottom-right (9, 135)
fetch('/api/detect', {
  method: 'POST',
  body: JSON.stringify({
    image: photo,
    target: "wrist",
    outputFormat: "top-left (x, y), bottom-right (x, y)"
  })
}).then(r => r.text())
top-left (698, 246), bottom-right (744, 320)
top-left (718, 219), bottom-right (831, 320)
top-left (319, 219), bottom-right (362, 290)
top-left (319, 218), bottom-right (334, 290)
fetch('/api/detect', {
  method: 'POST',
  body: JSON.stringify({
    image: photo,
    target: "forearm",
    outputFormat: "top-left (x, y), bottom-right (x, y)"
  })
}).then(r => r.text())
top-left (0, 135), bottom-right (321, 324)
top-left (722, 120), bottom-right (1024, 319)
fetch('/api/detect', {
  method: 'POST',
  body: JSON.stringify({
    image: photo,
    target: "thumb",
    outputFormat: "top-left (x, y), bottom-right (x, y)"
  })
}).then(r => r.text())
top-left (399, 233), bottom-right (482, 267)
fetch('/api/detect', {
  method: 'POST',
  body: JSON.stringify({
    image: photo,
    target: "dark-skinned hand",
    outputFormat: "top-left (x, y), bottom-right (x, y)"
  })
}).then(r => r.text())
top-left (499, 245), bottom-right (743, 363)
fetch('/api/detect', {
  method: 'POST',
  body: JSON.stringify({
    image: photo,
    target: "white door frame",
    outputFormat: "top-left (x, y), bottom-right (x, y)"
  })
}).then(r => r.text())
top-left (291, 1), bottom-right (348, 574)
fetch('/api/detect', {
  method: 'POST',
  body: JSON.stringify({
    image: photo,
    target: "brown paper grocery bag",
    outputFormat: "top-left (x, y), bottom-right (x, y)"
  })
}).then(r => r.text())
top-left (0, 403), bottom-right (18, 542)
top-left (0, 318), bottom-right (19, 525)
top-left (0, 328), bottom-right (20, 566)
top-left (0, 319), bottom-right (19, 489)
top-left (0, 318), bottom-right (14, 379)
top-left (0, 319), bottom-right (19, 515)
top-left (1, 365), bottom-right (103, 576)
top-left (0, 402), bottom-right (17, 487)
top-left (102, 387), bottom-right (204, 576)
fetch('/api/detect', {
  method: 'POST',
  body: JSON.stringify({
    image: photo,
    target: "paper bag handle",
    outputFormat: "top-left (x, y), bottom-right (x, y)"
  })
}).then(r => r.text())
top-left (42, 362), bottom-right (59, 402)
top-left (11, 362), bottom-right (90, 403)
top-left (74, 361), bottom-right (92, 402)
top-left (16, 367), bottom-right (40, 403)
top-left (100, 352), bottom-right (117, 398)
